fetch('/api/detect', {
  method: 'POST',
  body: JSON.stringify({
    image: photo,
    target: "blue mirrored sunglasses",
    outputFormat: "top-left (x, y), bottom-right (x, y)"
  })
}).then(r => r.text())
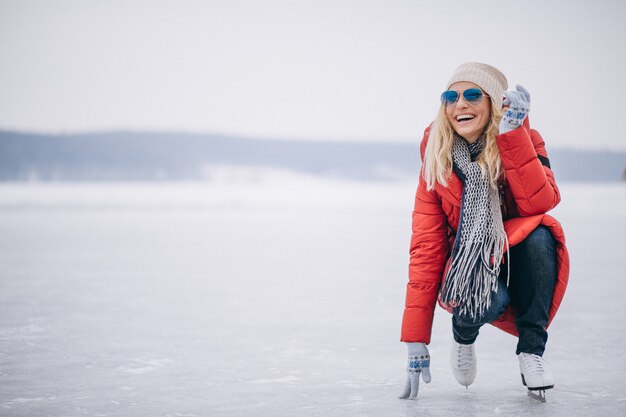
top-left (440, 88), bottom-right (488, 105)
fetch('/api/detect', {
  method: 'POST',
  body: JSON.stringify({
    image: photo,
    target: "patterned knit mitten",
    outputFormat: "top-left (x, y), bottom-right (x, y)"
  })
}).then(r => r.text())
top-left (399, 342), bottom-right (431, 400)
top-left (499, 84), bottom-right (530, 134)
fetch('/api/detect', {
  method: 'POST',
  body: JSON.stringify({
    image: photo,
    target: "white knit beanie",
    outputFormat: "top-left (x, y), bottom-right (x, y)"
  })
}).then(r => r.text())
top-left (447, 62), bottom-right (508, 105)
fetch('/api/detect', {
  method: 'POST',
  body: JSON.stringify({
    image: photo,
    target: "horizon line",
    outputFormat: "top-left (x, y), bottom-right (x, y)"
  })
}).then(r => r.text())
top-left (1, 127), bottom-right (625, 153)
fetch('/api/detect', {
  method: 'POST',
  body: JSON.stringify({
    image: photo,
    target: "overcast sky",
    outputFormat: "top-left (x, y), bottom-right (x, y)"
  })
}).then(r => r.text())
top-left (1, 0), bottom-right (625, 150)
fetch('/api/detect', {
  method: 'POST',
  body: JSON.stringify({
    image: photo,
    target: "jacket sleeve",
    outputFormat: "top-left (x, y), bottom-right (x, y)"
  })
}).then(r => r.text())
top-left (400, 165), bottom-right (450, 344)
top-left (497, 119), bottom-right (561, 216)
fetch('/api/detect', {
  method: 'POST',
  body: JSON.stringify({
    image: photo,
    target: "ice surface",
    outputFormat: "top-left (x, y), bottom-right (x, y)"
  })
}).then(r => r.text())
top-left (1, 175), bottom-right (625, 416)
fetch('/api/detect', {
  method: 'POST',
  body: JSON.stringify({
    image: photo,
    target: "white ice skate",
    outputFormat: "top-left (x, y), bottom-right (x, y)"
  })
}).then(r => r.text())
top-left (450, 340), bottom-right (477, 388)
top-left (518, 352), bottom-right (554, 402)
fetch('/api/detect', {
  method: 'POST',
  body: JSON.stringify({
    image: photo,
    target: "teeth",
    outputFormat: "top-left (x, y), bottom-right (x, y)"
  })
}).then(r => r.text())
top-left (456, 114), bottom-right (475, 121)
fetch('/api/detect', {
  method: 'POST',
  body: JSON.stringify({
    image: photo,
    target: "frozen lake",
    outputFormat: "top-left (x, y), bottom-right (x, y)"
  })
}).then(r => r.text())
top-left (1, 175), bottom-right (625, 416)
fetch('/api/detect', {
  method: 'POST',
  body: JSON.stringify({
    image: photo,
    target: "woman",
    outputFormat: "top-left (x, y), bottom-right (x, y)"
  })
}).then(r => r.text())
top-left (398, 62), bottom-right (569, 400)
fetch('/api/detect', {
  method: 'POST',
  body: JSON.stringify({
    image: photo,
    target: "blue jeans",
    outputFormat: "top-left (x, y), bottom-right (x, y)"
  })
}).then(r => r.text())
top-left (452, 226), bottom-right (557, 356)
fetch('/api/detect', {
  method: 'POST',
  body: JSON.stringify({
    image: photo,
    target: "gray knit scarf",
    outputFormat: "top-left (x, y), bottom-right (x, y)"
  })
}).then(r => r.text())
top-left (440, 135), bottom-right (509, 319)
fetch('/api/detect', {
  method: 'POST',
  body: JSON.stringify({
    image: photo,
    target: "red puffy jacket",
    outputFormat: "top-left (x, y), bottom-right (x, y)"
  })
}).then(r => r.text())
top-left (400, 119), bottom-right (570, 343)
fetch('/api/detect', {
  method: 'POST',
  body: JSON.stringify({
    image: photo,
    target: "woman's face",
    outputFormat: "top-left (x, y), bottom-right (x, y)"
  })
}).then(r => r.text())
top-left (445, 81), bottom-right (492, 143)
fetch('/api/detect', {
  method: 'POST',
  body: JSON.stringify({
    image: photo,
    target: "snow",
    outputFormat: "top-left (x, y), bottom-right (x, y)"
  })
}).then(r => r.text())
top-left (0, 176), bottom-right (625, 416)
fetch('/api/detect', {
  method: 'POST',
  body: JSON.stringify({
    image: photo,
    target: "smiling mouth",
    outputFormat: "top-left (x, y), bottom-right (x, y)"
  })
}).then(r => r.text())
top-left (455, 114), bottom-right (476, 124)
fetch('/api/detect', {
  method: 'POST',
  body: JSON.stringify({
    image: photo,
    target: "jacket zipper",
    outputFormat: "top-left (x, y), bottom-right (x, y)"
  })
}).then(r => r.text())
top-left (499, 184), bottom-right (508, 219)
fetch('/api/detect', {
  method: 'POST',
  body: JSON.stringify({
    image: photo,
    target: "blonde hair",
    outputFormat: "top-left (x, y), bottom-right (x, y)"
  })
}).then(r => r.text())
top-left (423, 98), bottom-right (504, 190)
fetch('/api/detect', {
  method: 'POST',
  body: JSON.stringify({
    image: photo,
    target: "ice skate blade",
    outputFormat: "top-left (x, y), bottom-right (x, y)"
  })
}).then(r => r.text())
top-left (527, 389), bottom-right (546, 403)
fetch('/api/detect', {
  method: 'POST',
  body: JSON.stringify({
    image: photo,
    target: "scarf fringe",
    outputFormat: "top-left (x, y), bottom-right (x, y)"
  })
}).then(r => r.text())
top-left (441, 233), bottom-right (508, 319)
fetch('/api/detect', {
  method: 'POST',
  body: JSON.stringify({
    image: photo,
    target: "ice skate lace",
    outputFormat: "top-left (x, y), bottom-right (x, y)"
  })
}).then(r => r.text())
top-left (522, 354), bottom-right (546, 375)
top-left (455, 344), bottom-right (474, 370)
